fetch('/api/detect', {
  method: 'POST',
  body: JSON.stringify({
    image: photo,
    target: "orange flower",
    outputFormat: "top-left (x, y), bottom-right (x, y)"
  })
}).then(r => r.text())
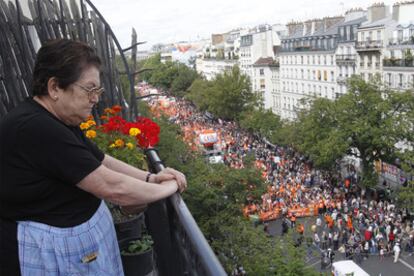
top-left (86, 115), bottom-right (94, 121)
top-left (112, 105), bottom-right (122, 113)
top-left (85, 130), bottom-right (97, 139)
top-left (104, 108), bottom-right (115, 114)
top-left (100, 115), bottom-right (108, 121)
top-left (114, 139), bottom-right (125, 147)
top-left (80, 122), bottom-right (90, 130)
top-left (86, 120), bottom-right (96, 127)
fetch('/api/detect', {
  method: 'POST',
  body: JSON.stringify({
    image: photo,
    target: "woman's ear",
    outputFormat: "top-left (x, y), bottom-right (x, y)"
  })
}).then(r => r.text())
top-left (47, 77), bottom-right (60, 100)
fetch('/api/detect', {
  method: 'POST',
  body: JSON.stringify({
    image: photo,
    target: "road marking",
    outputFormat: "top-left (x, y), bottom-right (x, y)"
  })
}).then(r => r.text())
top-left (399, 258), bottom-right (414, 271)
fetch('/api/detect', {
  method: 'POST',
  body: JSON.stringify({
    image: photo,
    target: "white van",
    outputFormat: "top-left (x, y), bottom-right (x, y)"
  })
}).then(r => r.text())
top-left (331, 260), bottom-right (369, 276)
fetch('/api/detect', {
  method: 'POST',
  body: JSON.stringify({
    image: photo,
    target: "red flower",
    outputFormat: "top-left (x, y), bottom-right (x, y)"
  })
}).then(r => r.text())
top-left (99, 113), bottom-right (159, 149)
top-left (101, 116), bottom-right (127, 133)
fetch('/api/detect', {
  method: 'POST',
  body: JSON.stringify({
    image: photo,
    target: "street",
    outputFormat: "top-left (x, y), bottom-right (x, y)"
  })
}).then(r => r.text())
top-left (268, 217), bottom-right (414, 276)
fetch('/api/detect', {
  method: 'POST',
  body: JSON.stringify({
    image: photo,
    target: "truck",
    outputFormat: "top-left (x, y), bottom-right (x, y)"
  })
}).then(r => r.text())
top-left (199, 130), bottom-right (224, 164)
top-left (331, 260), bottom-right (369, 276)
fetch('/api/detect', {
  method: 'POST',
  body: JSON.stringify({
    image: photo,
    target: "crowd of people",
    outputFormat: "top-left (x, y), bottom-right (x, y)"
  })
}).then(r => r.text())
top-left (143, 87), bottom-right (414, 265)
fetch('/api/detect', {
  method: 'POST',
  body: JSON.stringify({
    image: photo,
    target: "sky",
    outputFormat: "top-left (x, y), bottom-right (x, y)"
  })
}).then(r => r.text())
top-left (92, 0), bottom-right (396, 50)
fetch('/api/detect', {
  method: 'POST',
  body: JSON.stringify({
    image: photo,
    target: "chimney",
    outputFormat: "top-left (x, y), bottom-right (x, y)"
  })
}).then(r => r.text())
top-left (304, 20), bottom-right (312, 35)
top-left (287, 21), bottom-right (301, 36)
top-left (367, 3), bottom-right (388, 23)
top-left (323, 16), bottom-right (344, 31)
top-left (392, 3), bottom-right (400, 21)
top-left (313, 19), bottom-right (324, 33)
top-left (211, 34), bottom-right (224, 46)
top-left (344, 8), bottom-right (366, 22)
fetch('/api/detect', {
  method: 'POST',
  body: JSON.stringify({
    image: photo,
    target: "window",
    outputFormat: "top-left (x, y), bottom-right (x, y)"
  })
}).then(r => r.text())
top-left (346, 26), bottom-right (351, 40)
top-left (260, 79), bottom-right (265, 89)
top-left (323, 70), bottom-right (327, 81)
top-left (259, 69), bottom-right (264, 76)
top-left (340, 27), bottom-right (344, 38)
top-left (377, 30), bottom-right (381, 41)
top-left (399, 74), bottom-right (403, 87)
top-left (330, 71), bottom-right (334, 82)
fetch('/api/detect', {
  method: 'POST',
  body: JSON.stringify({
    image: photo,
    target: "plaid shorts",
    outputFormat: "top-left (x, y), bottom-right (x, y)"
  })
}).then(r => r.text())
top-left (17, 201), bottom-right (124, 275)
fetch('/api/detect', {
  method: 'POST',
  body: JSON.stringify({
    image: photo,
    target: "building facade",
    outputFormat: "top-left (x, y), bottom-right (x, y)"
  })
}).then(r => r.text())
top-left (252, 57), bottom-right (280, 112)
top-left (383, 2), bottom-right (414, 90)
top-left (279, 17), bottom-right (344, 120)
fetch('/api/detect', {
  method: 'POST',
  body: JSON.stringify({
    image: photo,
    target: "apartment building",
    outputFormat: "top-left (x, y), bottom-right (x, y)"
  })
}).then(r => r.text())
top-left (239, 24), bottom-right (284, 82)
top-left (383, 1), bottom-right (414, 90)
top-left (252, 57), bottom-right (280, 112)
top-left (195, 58), bottom-right (237, 80)
top-left (196, 30), bottom-right (241, 80)
top-left (356, 3), bottom-right (398, 82)
top-left (335, 9), bottom-right (367, 96)
top-left (279, 17), bottom-right (344, 120)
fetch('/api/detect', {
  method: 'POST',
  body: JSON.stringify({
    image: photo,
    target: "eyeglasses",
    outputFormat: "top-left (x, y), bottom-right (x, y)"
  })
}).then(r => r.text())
top-left (73, 83), bottom-right (105, 99)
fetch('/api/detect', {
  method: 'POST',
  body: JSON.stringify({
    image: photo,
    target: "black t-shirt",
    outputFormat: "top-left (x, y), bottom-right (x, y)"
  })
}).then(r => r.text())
top-left (0, 98), bottom-right (104, 274)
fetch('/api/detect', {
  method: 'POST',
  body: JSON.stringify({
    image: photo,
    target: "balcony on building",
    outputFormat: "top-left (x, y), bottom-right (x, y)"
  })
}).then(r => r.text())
top-left (388, 37), bottom-right (414, 48)
top-left (356, 40), bottom-right (383, 51)
top-left (336, 54), bottom-right (356, 64)
top-left (383, 58), bottom-right (414, 67)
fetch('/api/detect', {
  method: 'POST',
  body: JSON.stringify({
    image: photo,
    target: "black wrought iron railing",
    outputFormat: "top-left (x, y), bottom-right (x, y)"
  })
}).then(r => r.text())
top-left (145, 148), bottom-right (227, 276)
top-left (383, 59), bottom-right (414, 67)
top-left (335, 54), bottom-right (356, 62)
top-left (356, 40), bottom-right (383, 50)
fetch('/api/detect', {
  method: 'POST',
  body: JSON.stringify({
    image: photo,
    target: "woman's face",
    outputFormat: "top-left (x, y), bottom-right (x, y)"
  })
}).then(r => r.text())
top-left (54, 66), bottom-right (101, 126)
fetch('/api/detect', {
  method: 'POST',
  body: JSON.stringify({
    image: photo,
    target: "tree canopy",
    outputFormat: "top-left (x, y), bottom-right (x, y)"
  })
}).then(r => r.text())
top-left (186, 66), bottom-right (260, 121)
top-left (138, 54), bottom-right (199, 97)
top-left (293, 76), bottom-right (414, 186)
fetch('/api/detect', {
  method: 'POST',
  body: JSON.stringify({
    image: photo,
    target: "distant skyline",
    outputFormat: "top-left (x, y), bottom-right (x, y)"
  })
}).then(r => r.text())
top-left (92, 0), bottom-right (396, 50)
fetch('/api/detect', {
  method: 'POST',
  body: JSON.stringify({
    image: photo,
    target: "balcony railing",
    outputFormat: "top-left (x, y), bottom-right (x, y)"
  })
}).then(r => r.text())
top-left (281, 46), bottom-right (334, 52)
top-left (336, 54), bottom-right (356, 63)
top-left (145, 149), bottom-right (226, 276)
top-left (388, 37), bottom-right (414, 46)
top-left (356, 40), bottom-right (383, 50)
top-left (383, 59), bottom-right (414, 67)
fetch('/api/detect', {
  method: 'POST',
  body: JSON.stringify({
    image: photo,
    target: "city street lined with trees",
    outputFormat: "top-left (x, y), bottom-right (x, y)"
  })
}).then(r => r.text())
top-left (136, 53), bottom-right (414, 274)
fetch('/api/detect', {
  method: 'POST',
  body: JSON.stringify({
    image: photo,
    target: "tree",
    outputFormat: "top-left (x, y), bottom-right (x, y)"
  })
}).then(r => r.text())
top-left (208, 66), bottom-right (258, 121)
top-left (170, 63), bottom-right (199, 97)
top-left (186, 78), bottom-right (214, 111)
top-left (295, 97), bottom-right (348, 171)
top-left (239, 108), bottom-right (283, 140)
top-left (293, 76), bottom-right (414, 186)
top-left (186, 66), bottom-right (259, 121)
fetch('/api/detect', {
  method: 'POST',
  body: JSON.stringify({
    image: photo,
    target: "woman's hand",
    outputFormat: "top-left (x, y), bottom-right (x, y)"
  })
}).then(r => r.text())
top-left (151, 168), bottom-right (187, 193)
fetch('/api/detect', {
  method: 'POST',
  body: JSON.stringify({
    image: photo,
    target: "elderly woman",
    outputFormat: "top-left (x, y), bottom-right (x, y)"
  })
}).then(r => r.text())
top-left (0, 39), bottom-right (186, 275)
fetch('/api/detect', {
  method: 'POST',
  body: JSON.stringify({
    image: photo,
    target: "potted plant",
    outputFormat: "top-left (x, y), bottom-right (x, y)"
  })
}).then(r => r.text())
top-left (109, 203), bottom-right (145, 241)
top-left (81, 106), bottom-right (161, 241)
top-left (119, 234), bottom-right (155, 276)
